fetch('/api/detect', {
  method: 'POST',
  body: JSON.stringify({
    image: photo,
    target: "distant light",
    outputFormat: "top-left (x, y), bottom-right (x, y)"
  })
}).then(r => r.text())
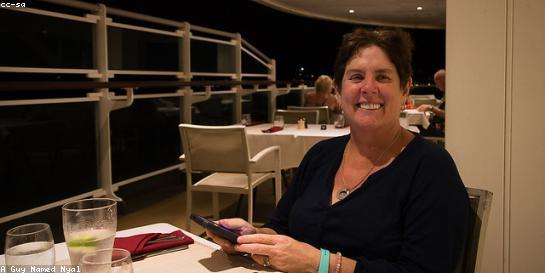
top-left (348, 9), bottom-right (355, 14)
top-left (416, 6), bottom-right (423, 11)
top-left (300, 67), bottom-right (305, 71)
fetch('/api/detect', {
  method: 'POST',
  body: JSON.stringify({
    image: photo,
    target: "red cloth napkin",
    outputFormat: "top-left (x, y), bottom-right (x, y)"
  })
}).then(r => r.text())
top-left (114, 230), bottom-right (193, 256)
top-left (262, 126), bottom-right (283, 133)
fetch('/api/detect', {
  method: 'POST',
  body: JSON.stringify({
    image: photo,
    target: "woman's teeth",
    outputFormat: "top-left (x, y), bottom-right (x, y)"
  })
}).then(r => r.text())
top-left (357, 103), bottom-right (382, 110)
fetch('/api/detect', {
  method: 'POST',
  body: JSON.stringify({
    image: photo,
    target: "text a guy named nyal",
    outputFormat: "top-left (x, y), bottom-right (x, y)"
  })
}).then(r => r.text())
top-left (0, 265), bottom-right (80, 273)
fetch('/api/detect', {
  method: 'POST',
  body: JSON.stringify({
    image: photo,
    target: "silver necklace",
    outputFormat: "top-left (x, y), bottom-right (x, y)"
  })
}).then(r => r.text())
top-left (336, 129), bottom-right (402, 201)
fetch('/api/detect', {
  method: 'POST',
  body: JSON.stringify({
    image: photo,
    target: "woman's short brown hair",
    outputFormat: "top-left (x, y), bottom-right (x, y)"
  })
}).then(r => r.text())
top-left (333, 28), bottom-right (413, 89)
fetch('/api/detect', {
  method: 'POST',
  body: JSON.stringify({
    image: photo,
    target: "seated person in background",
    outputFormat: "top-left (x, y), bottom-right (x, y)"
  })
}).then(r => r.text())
top-left (305, 75), bottom-right (341, 115)
top-left (208, 28), bottom-right (469, 273)
top-left (418, 69), bottom-right (446, 136)
top-left (417, 69), bottom-right (445, 118)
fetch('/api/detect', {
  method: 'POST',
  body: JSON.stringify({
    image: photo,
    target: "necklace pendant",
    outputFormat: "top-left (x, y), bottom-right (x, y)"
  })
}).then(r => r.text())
top-left (337, 188), bottom-right (350, 200)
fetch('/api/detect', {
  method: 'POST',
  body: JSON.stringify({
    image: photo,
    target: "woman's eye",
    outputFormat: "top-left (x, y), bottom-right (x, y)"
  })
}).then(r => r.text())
top-left (349, 74), bottom-right (363, 81)
top-left (376, 74), bottom-right (391, 82)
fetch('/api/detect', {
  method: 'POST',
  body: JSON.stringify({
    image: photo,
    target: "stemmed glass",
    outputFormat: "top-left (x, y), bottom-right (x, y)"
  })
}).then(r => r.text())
top-left (62, 198), bottom-right (117, 266)
top-left (80, 248), bottom-right (133, 273)
top-left (4, 223), bottom-right (55, 266)
top-left (273, 115), bottom-right (285, 128)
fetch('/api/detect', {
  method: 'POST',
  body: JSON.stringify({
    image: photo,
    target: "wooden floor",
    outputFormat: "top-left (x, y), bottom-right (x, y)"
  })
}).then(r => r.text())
top-left (116, 170), bottom-right (278, 235)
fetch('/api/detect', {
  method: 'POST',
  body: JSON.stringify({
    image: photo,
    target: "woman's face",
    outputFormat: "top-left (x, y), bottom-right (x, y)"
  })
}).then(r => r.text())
top-left (338, 45), bottom-right (408, 131)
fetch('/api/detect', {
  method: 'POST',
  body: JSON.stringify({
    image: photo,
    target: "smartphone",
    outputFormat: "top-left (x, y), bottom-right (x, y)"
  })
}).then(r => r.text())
top-left (190, 214), bottom-right (240, 244)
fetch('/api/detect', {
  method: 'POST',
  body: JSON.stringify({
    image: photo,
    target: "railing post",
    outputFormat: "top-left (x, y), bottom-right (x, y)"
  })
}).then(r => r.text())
top-left (93, 3), bottom-right (122, 200)
top-left (268, 59), bottom-right (277, 122)
top-left (233, 33), bottom-right (243, 124)
top-left (181, 22), bottom-right (193, 124)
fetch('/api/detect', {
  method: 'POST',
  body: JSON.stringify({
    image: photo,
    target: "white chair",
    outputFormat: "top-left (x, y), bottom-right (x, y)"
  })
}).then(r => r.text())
top-left (178, 124), bottom-right (281, 230)
top-left (274, 109), bottom-right (320, 124)
top-left (455, 187), bottom-right (493, 273)
top-left (287, 105), bottom-right (330, 124)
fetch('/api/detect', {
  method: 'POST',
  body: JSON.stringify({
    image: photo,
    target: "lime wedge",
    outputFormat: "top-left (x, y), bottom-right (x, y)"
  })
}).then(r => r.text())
top-left (67, 236), bottom-right (97, 247)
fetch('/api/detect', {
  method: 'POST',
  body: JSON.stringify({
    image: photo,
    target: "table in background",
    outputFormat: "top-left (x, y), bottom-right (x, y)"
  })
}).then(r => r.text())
top-left (401, 109), bottom-right (431, 129)
top-left (0, 223), bottom-right (276, 273)
top-left (246, 124), bottom-right (350, 170)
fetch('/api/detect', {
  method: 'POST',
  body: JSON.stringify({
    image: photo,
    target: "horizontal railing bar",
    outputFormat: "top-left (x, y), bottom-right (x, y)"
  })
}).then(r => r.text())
top-left (191, 35), bottom-right (236, 46)
top-left (40, 0), bottom-right (100, 12)
top-left (109, 70), bottom-right (184, 76)
top-left (0, 97), bottom-right (99, 106)
top-left (190, 24), bottom-right (238, 39)
top-left (241, 38), bottom-right (271, 63)
top-left (0, 188), bottom-right (106, 224)
top-left (241, 46), bottom-right (270, 68)
top-left (112, 92), bottom-right (185, 100)
top-left (0, 66), bottom-right (99, 74)
top-left (0, 80), bottom-right (310, 92)
top-left (108, 22), bottom-right (184, 37)
top-left (113, 164), bottom-right (183, 188)
top-left (107, 6), bottom-right (186, 28)
top-left (12, 6), bottom-right (98, 23)
top-left (242, 73), bottom-right (271, 78)
top-left (191, 72), bottom-right (237, 77)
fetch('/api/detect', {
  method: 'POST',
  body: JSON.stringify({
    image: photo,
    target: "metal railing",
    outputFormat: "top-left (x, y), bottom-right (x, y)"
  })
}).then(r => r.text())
top-left (0, 0), bottom-right (311, 223)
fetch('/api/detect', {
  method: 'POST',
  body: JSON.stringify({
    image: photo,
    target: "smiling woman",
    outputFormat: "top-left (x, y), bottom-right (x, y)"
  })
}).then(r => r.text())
top-left (205, 27), bottom-right (469, 273)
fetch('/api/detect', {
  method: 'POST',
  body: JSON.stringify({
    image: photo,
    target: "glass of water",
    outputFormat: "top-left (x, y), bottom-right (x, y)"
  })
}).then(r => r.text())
top-left (80, 248), bottom-right (133, 273)
top-left (4, 223), bottom-right (55, 266)
top-left (62, 198), bottom-right (117, 266)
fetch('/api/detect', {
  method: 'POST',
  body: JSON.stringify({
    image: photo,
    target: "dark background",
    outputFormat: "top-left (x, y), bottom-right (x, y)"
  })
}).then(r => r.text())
top-left (82, 0), bottom-right (445, 83)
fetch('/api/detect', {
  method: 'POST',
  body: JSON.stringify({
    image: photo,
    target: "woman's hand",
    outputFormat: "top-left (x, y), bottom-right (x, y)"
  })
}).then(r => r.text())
top-left (234, 233), bottom-right (320, 273)
top-left (205, 218), bottom-right (256, 254)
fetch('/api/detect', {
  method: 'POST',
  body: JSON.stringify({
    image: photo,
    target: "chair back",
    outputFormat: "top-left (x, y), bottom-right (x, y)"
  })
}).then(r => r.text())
top-left (274, 109), bottom-right (320, 124)
top-left (455, 187), bottom-right (493, 273)
top-left (179, 124), bottom-right (250, 173)
top-left (287, 105), bottom-right (330, 124)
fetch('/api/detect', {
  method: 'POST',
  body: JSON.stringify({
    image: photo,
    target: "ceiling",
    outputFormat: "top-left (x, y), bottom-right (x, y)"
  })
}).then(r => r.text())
top-left (254, 0), bottom-right (445, 29)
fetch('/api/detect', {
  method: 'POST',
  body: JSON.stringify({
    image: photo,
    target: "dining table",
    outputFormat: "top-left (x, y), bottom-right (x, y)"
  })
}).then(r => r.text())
top-left (0, 223), bottom-right (277, 273)
top-left (246, 123), bottom-right (350, 170)
top-left (401, 109), bottom-right (431, 129)
top-left (246, 122), bottom-right (419, 171)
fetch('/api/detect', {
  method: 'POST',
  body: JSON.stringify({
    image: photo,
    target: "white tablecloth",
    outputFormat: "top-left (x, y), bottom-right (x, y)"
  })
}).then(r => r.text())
top-left (246, 124), bottom-right (350, 170)
top-left (402, 109), bottom-right (431, 129)
top-left (1, 223), bottom-right (275, 273)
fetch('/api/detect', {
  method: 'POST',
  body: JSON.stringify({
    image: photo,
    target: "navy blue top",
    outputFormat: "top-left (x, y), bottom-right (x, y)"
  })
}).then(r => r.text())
top-left (264, 134), bottom-right (469, 273)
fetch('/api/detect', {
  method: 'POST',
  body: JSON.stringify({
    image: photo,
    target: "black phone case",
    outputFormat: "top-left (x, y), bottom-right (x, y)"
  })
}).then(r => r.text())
top-left (190, 214), bottom-right (240, 244)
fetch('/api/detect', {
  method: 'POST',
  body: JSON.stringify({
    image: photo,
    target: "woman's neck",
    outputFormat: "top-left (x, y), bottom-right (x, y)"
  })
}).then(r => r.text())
top-left (349, 124), bottom-right (403, 159)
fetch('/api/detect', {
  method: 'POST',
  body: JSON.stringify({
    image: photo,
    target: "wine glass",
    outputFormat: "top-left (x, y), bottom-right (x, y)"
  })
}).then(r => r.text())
top-left (4, 223), bottom-right (55, 266)
top-left (80, 248), bottom-right (133, 273)
top-left (273, 115), bottom-right (284, 128)
top-left (62, 198), bottom-right (117, 266)
top-left (241, 113), bottom-right (252, 126)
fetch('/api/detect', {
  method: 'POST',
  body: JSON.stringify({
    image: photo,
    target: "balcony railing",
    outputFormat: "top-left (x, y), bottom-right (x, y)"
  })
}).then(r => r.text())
top-left (0, 0), bottom-right (311, 223)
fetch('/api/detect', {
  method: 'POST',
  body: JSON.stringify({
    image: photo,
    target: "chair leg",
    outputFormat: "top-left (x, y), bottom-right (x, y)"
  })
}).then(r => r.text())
top-left (274, 175), bottom-right (282, 204)
top-left (247, 190), bottom-right (254, 225)
top-left (186, 189), bottom-right (192, 231)
top-left (212, 192), bottom-right (219, 220)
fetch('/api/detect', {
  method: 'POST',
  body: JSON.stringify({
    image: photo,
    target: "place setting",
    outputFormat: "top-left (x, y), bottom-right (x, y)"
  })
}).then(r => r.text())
top-left (3, 198), bottom-right (194, 273)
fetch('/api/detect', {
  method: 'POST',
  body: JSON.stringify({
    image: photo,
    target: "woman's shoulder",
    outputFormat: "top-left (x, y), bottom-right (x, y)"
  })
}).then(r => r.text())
top-left (406, 134), bottom-right (452, 161)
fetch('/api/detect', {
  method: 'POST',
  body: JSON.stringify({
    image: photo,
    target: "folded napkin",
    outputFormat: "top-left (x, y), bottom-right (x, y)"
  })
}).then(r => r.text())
top-left (114, 230), bottom-right (194, 256)
top-left (262, 126), bottom-right (283, 133)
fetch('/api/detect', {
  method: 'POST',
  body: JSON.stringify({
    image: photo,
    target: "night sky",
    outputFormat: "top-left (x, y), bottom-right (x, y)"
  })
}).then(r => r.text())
top-left (84, 0), bottom-right (445, 83)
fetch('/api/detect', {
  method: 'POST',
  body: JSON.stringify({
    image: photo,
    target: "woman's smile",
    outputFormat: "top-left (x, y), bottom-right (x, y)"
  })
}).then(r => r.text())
top-left (356, 102), bottom-right (383, 110)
